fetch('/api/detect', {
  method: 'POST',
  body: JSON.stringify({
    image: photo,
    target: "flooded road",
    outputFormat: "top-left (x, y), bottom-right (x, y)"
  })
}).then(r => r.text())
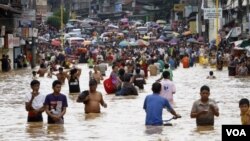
top-left (0, 64), bottom-right (248, 141)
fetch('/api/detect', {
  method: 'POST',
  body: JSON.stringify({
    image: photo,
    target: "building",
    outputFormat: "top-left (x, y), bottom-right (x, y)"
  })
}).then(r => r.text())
top-left (71, 0), bottom-right (90, 18)
top-left (36, 0), bottom-right (48, 24)
top-left (0, 0), bottom-right (22, 71)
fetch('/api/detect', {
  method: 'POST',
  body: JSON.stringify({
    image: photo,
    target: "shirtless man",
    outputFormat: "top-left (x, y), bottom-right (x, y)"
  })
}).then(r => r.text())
top-left (81, 79), bottom-right (107, 113)
top-left (91, 65), bottom-right (103, 84)
top-left (55, 67), bottom-right (68, 84)
top-left (37, 64), bottom-right (47, 77)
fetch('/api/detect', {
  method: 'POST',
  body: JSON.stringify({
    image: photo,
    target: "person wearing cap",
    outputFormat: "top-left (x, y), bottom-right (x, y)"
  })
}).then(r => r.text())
top-left (80, 79), bottom-right (107, 113)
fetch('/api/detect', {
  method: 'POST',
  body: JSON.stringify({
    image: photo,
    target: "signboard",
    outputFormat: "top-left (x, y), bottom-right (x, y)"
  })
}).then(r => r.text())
top-left (0, 38), bottom-right (4, 48)
top-left (1, 26), bottom-right (5, 36)
top-left (13, 37), bottom-right (20, 47)
top-left (36, 0), bottom-right (47, 5)
top-left (204, 8), bottom-right (222, 19)
top-left (22, 28), bottom-right (29, 38)
top-left (174, 4), bottom-right (185, 12)
top-left (231, 27), bottom-right (241, 37)
top-left (8, 34), bottom-right (13, 48)
top-left (33, 28), bottom-right (38, 37)
top-left (21, 10), bottom-right (36, 21)
top-left (29, 28), bottom-right (33, 38)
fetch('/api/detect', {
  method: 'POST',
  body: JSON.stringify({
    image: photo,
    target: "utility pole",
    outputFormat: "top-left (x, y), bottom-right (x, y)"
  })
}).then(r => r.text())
top-left (89, 0), bottom-right (92, 17)
top-left (197, 0), bottom-right (202, 36)
top-left (61, 0), bottom-right (64, 50)
top-left (247, 0), bottom-right (250, 33)
top-left (215, 0), bottom-right (219, 46)
top-left (238, 0), bottom-right (243, 31)
top-left (31, 0), bottom-right (37, 69)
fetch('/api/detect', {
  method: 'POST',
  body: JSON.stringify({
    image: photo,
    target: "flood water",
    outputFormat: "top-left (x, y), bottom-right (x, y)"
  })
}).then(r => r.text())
top-left (0, 64), bottom-right (248, 141)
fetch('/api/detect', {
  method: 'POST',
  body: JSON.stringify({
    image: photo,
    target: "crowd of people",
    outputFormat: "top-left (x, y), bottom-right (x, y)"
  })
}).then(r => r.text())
top-left (0, 18), bottom-right (246, 127)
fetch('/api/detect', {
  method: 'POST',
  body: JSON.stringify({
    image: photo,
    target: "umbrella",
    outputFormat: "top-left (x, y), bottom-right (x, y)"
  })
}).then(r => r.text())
top-left (159, 35), bottom-right (167, 40)
top-left (151, 39), bottom-right (166, 44)
top-left (119, 40), bottom-right (130, 47)
top-left (172, 32), bottom-right (180, 37)
top-left (122, 30), bottom-right (129, 34)
top-left (120, 18), bottom-right (128, 23)
top-left (168, 38), bottom-right (179, 45)
top-left (143, 36), bottom-right (150, 40)
top-left (82, 40), bottom-right (92, 46)
top-left (197, 36), bottom-right (204, 42)
top-left (91, 48), bottom-right (99, 54)
top-left (182, 31), bottom-right (192, 36)
top-left (117, 33), bottom-right (124, 36)
top-left (187, 38), bottom-right (197, 42)
top-left (239, 39), bottom-right (250, 48)
top-left (232, 40), bottom-right (243, 47)
top-left (129, 41), bottom-right (137, 46)
top-left (51, 39), bottom-right (61, 46)
top-left (136, 39), bottom-right (149, 47)
top-left (66, 23), bottom-right (74, 28)
top-left (108, 24), bottom-right (119, 29)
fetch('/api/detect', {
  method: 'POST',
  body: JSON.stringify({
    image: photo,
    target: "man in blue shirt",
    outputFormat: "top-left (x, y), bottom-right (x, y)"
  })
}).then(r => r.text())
top-left (143, 82), bottom-right (180, 126)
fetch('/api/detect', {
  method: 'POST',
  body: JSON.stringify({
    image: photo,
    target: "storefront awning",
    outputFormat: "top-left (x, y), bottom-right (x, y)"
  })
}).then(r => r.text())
top-left (225, 0), bottom-right (248, 10)
top-left (0, 4), bottom-right (22, 14)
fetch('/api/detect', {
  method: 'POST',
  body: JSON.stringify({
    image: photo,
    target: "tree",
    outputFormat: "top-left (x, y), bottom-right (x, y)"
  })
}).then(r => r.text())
top-left (53, 9), bottom-right (70, 24)
top-left (47, 16), bottom-right (61, 29)
top-left (46, 9), bottom-right (70, 29)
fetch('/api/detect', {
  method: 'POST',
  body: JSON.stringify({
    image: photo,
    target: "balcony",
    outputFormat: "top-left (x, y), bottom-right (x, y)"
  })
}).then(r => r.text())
top-left (11, 0), bottom-right (22, 10)
top-left (0, 0), bottom-right (9, 4)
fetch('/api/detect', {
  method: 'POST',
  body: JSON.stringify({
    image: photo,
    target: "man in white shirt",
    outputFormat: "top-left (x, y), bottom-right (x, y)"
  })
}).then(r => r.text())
top-left (160, 71), bottom-right (176, 106)
top-left (25, 80), bottom-right (45, 122)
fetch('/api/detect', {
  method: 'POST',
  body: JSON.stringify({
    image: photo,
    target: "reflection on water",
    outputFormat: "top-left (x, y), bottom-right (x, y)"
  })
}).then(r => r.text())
top-left (0, 65), bottom-right (247, 140)
top-left (145, 126), bottom-right (163, 135)
top-left (196, 126), bottom-right (215, 132)
top-left (25, 123), bottom-right (45, 138)
top-left (85, 113), bottom-right (102, 120)
top-left (47, 124), bottom-right (66, 140)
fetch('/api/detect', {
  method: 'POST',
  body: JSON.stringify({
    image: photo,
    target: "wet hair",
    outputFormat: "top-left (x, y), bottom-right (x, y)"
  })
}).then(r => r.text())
top-left (70, 68), bottom-right (77, 75)
top-left (209, 71), bottom-right (213, 76)
top-left (162, 71), bottom-right (170, 79)
top-left (118, 68), bottom-right (125, 76)
top-left (52, 80), bottom-right (62, 88)
top-left (32, 71), bottom-right (36, 75)
top-left (135, 68), bottom-right (140, 74)
top-left (30, 80), bottom-right (40, 86)
top-left (59, 67), bottom-right (63, 71)
top-left (151, 82), bottom-right (161, 93)
top-left (112, 65), bottom-right (117, 69)
top-left (123, 74), bottom-right (131, 82)
top-left (164, 64), bottom-right (170, 69)
top-left (239, 98), bottom-right (250, 107)
top-left (89, 79), bottom-right (97, 86)
top-left (200, 85), bottom-right (210, 92)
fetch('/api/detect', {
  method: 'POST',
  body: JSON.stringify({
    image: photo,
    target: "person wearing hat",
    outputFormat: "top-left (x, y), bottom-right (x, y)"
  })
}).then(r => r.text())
top-left (78, 79), bottom-right (107, 113)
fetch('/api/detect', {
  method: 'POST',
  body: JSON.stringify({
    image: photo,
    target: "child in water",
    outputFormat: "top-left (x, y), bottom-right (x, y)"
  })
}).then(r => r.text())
top-left (239, 98), bottom-right (250, 125)
top-left (32, 71), bottom-right (38, 80)
top-left (207, 71), bottom-right (216, 79)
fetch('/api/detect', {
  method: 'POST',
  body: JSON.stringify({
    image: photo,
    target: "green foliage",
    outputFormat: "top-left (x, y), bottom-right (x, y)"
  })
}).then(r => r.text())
top-left (53, 9), bottom-right (70, 24)
top-left (46, 8), bottom-right (69, 29)
top-left (47, 16), bottom-right (61, 29)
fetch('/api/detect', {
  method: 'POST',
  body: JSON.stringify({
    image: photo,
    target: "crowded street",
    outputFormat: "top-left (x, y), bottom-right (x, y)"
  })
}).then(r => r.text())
top-left (0, 63), bottom-right (248, 141)
top-left (1, 0), bottom-right (250, 141)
